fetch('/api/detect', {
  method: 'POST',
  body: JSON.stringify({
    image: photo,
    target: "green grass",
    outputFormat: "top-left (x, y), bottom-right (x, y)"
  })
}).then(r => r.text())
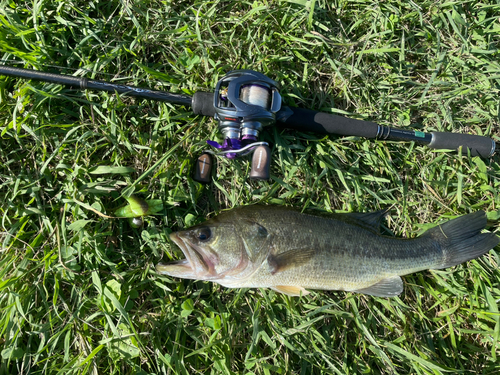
top-left (1, 0), bottom-right (500, 373)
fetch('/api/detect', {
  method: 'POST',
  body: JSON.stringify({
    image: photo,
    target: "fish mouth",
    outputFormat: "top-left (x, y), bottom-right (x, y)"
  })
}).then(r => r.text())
top-left (156, 233), bottom-right (217, 280)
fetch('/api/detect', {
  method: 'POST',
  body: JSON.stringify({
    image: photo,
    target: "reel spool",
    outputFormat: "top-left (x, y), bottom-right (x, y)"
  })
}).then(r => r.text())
top-left (194, 70), bottom-right (281, 183)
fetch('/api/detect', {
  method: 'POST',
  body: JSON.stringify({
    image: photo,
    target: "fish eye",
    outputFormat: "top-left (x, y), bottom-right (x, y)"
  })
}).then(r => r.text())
top-left (257, 225), bottom-right (268, 237)
top-left (197, 227), bottom-right (212, 242)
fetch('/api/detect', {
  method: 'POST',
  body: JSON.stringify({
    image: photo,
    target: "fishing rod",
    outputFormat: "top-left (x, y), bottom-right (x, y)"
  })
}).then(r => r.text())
top-left (0, 64), bottom-right (497, 182)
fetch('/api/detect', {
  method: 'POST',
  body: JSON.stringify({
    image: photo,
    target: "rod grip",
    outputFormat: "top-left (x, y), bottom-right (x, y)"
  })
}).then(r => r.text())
top-left (192, 91), bottom-right (216, 117)
top-left (276, 106), bottom-right (379, 138)
top-left (429, 132), bottom-right (496, 157)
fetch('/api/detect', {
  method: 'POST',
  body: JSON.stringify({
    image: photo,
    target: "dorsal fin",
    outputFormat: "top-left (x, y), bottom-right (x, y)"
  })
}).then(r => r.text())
top-left (345, 209), bottom-right (388, 233)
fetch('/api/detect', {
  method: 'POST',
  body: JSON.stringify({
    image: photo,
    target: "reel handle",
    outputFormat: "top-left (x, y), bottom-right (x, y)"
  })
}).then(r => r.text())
top-left (193, 145), bottom-right (271, 183)
top-left (249, 144), bottom-right (271, 180)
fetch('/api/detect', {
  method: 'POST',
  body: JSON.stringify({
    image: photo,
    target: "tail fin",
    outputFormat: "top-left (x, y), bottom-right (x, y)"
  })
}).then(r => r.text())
top-left (423, 211), bottom-right (499, 269)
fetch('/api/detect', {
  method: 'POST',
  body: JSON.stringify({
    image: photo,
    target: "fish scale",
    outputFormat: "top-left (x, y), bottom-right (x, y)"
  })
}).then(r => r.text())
top-left (157, 205), bottom-right (499, 297)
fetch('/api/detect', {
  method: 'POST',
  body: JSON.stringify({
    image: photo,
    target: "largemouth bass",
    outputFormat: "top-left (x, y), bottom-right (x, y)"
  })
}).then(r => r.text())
top-left (156, 206), bottom-right (498, 297)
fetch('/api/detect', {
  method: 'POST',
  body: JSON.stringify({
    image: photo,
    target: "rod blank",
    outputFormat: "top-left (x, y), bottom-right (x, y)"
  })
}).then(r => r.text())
top-left (0, 65), bottom-right (193, 106)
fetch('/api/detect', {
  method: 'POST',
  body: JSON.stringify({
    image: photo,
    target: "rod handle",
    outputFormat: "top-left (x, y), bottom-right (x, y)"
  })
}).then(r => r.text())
top-left (276, 106), bottom-right (379, 138)
top-left (429, 132), bottom-right (496, 157)
top-left (192, 91), bottom-right (216, 117)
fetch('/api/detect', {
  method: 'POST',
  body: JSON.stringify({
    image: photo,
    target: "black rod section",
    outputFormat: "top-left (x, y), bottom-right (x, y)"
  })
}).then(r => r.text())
top-left (376, 125), bottom-right (433, 143)
top-left (276, 106), bottom-right (497, 157)
top-left (0, 65), bottom-right (193, 106)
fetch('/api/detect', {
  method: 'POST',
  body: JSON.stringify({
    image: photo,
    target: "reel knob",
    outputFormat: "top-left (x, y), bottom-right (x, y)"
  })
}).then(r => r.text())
top-left (249, 144), bottom-right (271, 180)
top-left (193, 153), bottom-right (213, 183)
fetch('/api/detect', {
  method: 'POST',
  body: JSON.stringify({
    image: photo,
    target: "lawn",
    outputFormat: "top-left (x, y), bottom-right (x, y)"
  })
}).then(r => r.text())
top-left (1, 0), bottom-right (499, 374)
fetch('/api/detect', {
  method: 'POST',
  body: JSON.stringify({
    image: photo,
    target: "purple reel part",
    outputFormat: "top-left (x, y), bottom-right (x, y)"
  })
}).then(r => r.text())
top-left (206, 134), bottom-right (259, 159)
top-left (206, 138), bottom-right (242, 159)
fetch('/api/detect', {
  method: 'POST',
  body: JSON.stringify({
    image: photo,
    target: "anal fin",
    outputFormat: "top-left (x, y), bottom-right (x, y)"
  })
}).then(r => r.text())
top-left (353, 276), bottom-right (403, 297)
top-left (271, 285), bottom-right (310, 297)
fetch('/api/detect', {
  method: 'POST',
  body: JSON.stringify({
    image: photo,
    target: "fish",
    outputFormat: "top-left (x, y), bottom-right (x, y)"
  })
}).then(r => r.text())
top-left (156, 205), bottom-right (499, 297)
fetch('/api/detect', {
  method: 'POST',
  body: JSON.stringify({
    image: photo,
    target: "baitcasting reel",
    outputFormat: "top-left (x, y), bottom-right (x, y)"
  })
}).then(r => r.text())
top-left (194, 70), bottom-right (282, 183)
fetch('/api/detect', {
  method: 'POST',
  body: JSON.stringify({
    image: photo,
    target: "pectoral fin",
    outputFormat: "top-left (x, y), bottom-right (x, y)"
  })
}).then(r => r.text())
top-left (267, 248), bottom-right (315, 275)
top-left (353, 276), bottom-right (403, 297)
top-left (271, 285), bottom-right (310, 296)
